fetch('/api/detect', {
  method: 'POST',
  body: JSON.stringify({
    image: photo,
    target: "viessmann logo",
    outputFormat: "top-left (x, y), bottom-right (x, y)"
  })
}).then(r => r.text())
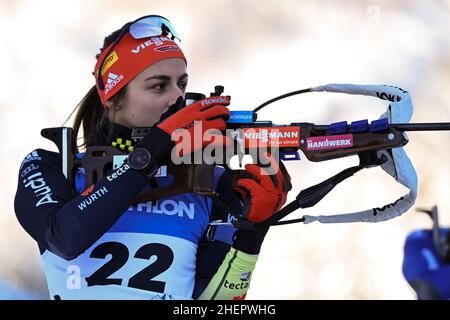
top-left (131, 36), bottom-right (170, 54)
top-left (104, 72), bottom-right (124, 94)
top-left (241, 126), bottom-right (300, 147)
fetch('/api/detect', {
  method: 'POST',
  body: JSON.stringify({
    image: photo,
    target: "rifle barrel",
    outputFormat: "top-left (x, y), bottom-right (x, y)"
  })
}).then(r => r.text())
top-left (391, 123), bottom-right (450, 131)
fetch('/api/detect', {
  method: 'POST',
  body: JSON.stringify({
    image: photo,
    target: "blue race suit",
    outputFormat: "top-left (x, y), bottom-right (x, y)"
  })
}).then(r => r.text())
top-left (14, 121), bottom-right (261, 300)
top-left (403, 229), bottom-right (450, 300)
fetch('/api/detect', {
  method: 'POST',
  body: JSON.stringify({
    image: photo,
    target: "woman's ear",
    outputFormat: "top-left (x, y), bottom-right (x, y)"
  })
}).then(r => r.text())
top-left (105, 100), bottom-right (122, 111)
top-left (104, 100), bottom-right (114, 109)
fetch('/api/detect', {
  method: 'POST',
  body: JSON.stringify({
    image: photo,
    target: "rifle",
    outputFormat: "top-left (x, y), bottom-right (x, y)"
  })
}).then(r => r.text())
top-left (42, 83), bottom-right (450, 230)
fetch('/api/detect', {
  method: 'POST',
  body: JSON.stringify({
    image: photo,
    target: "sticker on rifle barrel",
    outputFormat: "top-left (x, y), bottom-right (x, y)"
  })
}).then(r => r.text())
top-left (242, 126), bottom-right (300, 147)
top-left (306, 134), bottom-right (354, 151)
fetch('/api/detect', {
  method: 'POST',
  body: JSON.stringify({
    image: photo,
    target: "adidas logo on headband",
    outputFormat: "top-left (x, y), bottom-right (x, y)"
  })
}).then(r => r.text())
top-left (105, 72), bottom-right (124, 95)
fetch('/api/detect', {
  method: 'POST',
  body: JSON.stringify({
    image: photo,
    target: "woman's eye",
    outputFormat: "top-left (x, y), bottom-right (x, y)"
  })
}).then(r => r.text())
top-left (151, 83), bottom-right (166, 91)
top-left (178, 82), bottom-right (188, 90)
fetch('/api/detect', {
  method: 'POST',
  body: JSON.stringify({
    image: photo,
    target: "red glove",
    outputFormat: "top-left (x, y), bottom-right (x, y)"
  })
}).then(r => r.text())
top-left (157, 96), bottom-right (232, 156)
top-left (234, 152), bottom-right (292, 222)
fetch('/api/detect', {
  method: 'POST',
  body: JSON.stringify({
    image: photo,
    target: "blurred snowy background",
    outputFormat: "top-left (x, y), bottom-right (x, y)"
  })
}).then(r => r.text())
top-left (0, 0), bottom-right (449, 299)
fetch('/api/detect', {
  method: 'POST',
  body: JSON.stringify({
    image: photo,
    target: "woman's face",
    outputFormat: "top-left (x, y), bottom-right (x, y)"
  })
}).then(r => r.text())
top-left (106, 57), bottom-right (188, 128)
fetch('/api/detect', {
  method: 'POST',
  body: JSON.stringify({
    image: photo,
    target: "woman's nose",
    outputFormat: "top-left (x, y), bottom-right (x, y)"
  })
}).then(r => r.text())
top-left (167, 85), bottom-right (184, 106)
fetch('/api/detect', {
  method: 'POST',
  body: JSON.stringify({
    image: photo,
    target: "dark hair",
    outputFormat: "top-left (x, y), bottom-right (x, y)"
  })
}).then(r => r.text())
top-left (65, 28), bottom-right (128, 152)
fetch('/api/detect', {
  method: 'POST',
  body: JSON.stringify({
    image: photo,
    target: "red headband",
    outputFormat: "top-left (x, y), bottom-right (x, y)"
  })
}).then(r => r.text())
top-left (93, 33), bottom-right (187, 106)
